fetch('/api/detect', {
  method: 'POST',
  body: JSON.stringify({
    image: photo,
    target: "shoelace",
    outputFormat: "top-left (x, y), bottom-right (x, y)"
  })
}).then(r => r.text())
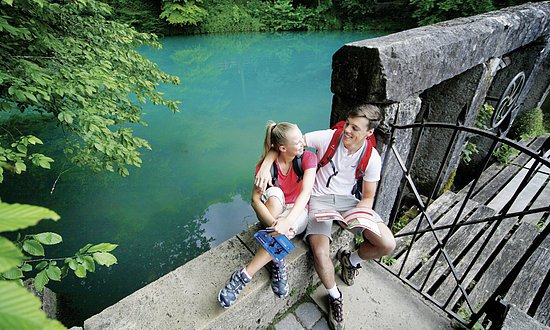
top-left (345, 263), bottom-right (360, 279)
top-left (331, 297), bottom-right (344, 322)
top-left (228, 273), bottom-right (247, 293)
top-left (273, 261), bottom-right (287, 280)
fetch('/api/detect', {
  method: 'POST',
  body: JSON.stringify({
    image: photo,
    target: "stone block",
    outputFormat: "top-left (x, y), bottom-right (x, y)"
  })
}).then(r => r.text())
top-left (331, 2), bottom-right (550, 103)
top-left (83, 236), bottom-right (259, 330)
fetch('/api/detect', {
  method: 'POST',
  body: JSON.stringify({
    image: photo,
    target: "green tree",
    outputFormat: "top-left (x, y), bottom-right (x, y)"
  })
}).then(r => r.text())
top-left (0, 0), bottom-right (180, 183)
top-left (409, 0), bottom-right (495, 25)
top-left (160, 0), bottom-right (208, 25)
top-left (0, 201), bottom-right (119, 329)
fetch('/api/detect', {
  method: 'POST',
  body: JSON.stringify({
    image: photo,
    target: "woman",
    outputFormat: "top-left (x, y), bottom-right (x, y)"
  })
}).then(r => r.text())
top-left (218, 121), bottom-right (316, 308)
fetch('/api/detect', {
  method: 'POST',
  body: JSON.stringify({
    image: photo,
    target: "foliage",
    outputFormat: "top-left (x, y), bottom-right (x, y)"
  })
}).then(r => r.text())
top-left (509, 107), bottom-right (546, 141)
top-left (198, 2), bottom-right (263, 33)
top-left (409, 0), bottom-right (496, 25)
top-left (102, 0), bottom-right (170, 35)
top-left (461, 141), bottom-right (479, 165)
top-left (160, 0), bottom-right (208, 26)
top-left (0, 201), bottom-right (118, 329)
top-left (381, 256), bottom-right (396, 266)
top-left (492, 143), bottom-right (519, 164)
top-left (0, 0), bottom-right (180, 183)
top-left (461, 103), bottom-right (494, 164)
top-left (0, 281), bottom-right (65, 329)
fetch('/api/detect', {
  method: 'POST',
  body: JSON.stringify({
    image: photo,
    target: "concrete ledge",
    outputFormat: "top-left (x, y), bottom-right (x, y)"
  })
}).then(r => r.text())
top-left (331, 2), bottom-right (550, 102)
top-left (83, 224), bottom-right (354, 329)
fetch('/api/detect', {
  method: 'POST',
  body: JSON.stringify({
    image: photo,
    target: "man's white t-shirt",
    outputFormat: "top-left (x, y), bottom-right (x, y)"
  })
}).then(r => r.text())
top-left (305, 129), bottom-right (381, 197)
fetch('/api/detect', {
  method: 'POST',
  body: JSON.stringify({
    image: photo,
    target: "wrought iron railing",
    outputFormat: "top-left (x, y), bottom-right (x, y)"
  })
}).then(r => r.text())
top-left (376, 103), bottom-right (550, 328)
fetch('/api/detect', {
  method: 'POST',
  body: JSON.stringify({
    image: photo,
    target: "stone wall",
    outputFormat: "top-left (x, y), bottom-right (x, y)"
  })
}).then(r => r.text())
top-left (330, 2), bottom-right (550, 220)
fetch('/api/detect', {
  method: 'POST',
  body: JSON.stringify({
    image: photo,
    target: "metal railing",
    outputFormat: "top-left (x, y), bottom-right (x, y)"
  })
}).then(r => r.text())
top-left (377, 103), bottom-right (550, 328)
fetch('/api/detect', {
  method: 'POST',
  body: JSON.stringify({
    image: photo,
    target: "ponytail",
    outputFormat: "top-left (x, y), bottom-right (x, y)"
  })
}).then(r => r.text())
top-left (258, 120), bottom-right (298, 163)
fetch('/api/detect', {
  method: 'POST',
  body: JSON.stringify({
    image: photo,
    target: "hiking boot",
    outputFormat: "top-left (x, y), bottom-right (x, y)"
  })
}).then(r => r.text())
top-left (337, 248), bottom-right (361, 286)
top-left (218, 269), bottom-right (250, 308)
top-left (271, 259), bottom-right (289, 298)
top-left (328, 289), bottom-right (344, 330)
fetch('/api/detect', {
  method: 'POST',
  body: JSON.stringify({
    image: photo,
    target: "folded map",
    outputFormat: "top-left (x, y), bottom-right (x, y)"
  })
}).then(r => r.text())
top-left (314, 207), bottom-right (383, 237)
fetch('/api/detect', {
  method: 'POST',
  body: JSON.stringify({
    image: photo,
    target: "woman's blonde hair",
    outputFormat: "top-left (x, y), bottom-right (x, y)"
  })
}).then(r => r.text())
top-left (260, 120), bottom-right (298, 162)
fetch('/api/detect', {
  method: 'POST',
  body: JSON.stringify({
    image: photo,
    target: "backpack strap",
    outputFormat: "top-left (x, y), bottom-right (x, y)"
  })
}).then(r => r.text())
top-left (355, 136), bottom-right (374, 179)
top-left (318, 122), bottom-right (345, 170)
top-left (271, 154), bottom-right (304, 187)
top-left (270, 162), bottom-right (279, 187)
top-left (292, 154), bottom-right (303, 182)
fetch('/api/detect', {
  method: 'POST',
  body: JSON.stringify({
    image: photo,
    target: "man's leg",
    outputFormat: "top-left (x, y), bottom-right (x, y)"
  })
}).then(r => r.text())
top-left (338, 222), bottom-right (396, 286)
top-left (357, 222), bottom-right (396, 260)
top-left (309, 233), bottom-right (344, 330)
top-left (309, 234), bottom-right (335, 289)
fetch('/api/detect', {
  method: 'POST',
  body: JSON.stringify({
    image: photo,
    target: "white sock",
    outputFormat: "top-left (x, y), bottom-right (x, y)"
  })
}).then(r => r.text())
top-left (327, 285), bottom-right (341, 299)
top-left (241, 268), bottom-right (252, 281)
top-left (349, 252), bottom-right (363, 267)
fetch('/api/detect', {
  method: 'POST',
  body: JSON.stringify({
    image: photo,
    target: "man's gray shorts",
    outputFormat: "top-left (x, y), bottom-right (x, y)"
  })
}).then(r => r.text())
top-left (304, 194), bottom-right (360, 242)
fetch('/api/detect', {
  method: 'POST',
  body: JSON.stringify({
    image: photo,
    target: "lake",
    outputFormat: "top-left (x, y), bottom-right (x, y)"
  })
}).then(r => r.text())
top-left (0, 31), bottom-right (384, 326)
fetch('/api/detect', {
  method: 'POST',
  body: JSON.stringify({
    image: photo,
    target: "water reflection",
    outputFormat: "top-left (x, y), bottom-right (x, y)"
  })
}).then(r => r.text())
top-left (0, 31), bottom-right (384, 325)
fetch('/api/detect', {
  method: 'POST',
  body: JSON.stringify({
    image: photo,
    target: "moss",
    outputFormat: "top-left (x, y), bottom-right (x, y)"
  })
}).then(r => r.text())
top-left (440, 170), bottom-right (456, 195)
top-left (510, 107), bottom-right (547, 140)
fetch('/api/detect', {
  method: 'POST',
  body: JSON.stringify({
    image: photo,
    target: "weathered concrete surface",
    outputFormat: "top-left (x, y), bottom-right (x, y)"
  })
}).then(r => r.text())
top-left (83, 224), bottom-right (354, 329)
top-left (332, 2), bottom-right (550, 103)
top-left (311, 262), bottom-right (454, 330)
top-left (501, 305), bottom-right (550, 330)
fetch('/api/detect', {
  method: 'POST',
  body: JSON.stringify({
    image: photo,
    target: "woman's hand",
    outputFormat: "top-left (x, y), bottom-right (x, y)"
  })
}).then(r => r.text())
top-left (268, 218), bottom-right (292, 238)
top-left (254, 167), bottom-right (272, 193)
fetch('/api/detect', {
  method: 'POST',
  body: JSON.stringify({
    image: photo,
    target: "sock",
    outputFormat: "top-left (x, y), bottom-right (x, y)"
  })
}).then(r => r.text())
top-left (241, 268), bottom-right (252, 281)
top-left (349, 251), bottom-right (363, 267)
top-left (327, 285), bottom-right (341, 299)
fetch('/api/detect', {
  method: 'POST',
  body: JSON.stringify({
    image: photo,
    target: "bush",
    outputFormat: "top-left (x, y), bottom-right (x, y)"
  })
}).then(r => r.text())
top-left (509, 107), bottom-right (547, 140)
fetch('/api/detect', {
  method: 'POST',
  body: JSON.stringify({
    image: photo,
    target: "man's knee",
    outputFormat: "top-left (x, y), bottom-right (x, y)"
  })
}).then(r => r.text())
top-left (308, 235), bottom-right (331, 261)
top-left (380, 236), bottom-right (396, 256)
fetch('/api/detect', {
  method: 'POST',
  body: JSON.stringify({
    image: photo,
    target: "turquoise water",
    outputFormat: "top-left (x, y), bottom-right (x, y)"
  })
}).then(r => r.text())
top-left (0, 31), bottom-right (384, 325)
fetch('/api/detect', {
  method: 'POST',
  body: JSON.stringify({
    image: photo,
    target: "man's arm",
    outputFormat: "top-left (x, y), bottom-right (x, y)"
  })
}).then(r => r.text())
top-left (254, 134), bottom-right (309, 192)
top-left (356, 180), bottom-right (377, 209)
top-left (254, 150), bottom-right (277, 193)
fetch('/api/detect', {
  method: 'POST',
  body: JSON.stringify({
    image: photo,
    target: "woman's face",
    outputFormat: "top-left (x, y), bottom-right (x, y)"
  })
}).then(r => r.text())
top-left (282, 127), bottom-right (304, 157)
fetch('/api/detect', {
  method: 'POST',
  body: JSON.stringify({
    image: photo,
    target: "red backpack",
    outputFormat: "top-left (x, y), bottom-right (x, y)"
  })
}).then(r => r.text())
top-left (317, 121), bottom-right (376, 198)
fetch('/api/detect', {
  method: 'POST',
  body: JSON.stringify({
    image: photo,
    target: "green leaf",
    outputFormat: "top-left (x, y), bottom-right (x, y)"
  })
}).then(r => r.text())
top-left (34, 270), bottom-right (49, 293)
top-left (78, 244), bottom-right (92, 254)
top-left (92, 252), bottom-right (117, 266)
top-left (0, 236), bottom-right (24, 273)
top-left (82, 256), bottom-right (95, 272)
top-left (20, 263), bottom-right (32, 272)
top-left (45, 266), bottom-right (61, 281)
top-left (0, 202), bottom-right (60, 232)
top-left (35, 261), bottom-right (48, 271)
top-left (22, 239), bottom-right (44, 256)
top-left (74, 264), bottom-right (86, 278)
top-left (87, 243), bottom-right (118, 253)
top-left (0, 281), bottom-right (66, 330)
top-left (33, 232), bottom-right (62, 245)
top-left (66, 258), bottom-right (77, 271)
top-left (2, 267), bottom-right (23, 280)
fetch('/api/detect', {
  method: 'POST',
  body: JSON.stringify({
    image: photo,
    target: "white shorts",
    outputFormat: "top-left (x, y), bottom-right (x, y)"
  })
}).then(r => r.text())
top-left (304, 194), bottom-right (360, 242)
top-left (261, 187), bottom-right (308, 237)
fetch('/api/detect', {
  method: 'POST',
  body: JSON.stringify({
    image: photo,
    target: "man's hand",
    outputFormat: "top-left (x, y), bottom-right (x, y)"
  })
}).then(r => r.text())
top-left (254, 167), bottom-right (272, 193)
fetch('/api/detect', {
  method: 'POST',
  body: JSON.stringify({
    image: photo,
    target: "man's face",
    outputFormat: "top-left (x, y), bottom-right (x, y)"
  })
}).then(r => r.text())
top-left (343, 116), bottom-right (374, 148)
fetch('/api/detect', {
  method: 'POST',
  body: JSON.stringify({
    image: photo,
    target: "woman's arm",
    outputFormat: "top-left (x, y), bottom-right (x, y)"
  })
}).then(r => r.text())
top-left (251, 185), bottom-right (277, 227)
top-left (270, 167), bottom-right (315, 236)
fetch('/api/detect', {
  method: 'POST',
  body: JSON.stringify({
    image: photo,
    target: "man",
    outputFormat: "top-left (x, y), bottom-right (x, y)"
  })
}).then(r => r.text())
top-left (256, 105), bottom-right (396, 330)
